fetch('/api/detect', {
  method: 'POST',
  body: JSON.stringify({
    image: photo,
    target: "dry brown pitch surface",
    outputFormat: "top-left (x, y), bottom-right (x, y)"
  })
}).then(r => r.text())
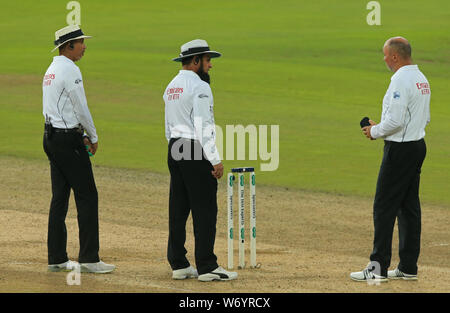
top-left (0, 156), bottom-right (448, 293)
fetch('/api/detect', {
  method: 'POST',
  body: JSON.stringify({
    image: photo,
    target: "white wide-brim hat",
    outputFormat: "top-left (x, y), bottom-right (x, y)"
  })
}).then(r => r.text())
top-left (173, 39), bottom-right (221, 62)
top-left (51, 24), bottom-right (92, 52)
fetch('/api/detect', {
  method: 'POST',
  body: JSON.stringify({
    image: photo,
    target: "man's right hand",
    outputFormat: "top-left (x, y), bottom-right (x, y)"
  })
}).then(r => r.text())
top-left (211, 162), bottom-right (224, 179)
top-left (83, 137), bottom-right (98, 155)
top-left (89, 142), bottom-right (98, 155)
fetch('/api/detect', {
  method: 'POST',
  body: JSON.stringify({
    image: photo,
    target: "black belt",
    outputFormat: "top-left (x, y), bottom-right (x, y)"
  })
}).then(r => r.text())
top-left (384, 138), bottom-right (425, 145)
top-left (53, 127), bottom-right (83, 134)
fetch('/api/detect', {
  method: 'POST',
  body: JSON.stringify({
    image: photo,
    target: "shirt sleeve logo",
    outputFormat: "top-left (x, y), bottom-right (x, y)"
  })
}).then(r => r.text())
top-left (393, 91), bottom-right (400, 99)
top-left (198, 94), bottom-right (209, 98)
top-left (416, 82), bottom-right (430, 95)
top-left (75, 79), bottom-right (82, 84)
top-left (166, 87), bottom-right (183, 100)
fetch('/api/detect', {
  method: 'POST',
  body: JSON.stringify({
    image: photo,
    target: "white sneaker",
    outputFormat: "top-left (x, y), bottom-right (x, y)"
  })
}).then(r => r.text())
top-left (350, 267), bottom-right (388, 282)
top-left (48, 260), bottom-right (79, 272)
top-left (198, 266), bottom-right (238, 282)
top-left (388, 268), bottom-right (418, 280)
top-left (80, 260), bottom-right (115, 273)
top-left (172, 266), bottom-right (198, 280)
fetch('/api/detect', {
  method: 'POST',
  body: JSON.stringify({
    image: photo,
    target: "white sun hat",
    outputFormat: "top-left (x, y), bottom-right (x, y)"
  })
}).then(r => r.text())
top-left (172, 39), bottom-right (221, 62)
top-left (51, 24), bottom-right (92, 52)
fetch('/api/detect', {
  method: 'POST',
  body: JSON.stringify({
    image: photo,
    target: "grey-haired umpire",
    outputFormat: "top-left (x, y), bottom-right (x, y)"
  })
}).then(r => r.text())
top-left (164, 39), bottom-right (237, 281)
top-left (351, 37), bottom-right (430, 282)
top-left (43, 25), bottom-right (114, 273)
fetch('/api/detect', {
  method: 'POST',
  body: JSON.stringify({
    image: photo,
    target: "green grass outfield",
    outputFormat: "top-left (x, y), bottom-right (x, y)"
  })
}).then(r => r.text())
top-left (0, 0), bottom-right (449, 205)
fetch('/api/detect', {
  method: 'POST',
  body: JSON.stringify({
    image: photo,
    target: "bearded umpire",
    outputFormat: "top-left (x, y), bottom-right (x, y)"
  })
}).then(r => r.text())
top-left (43, 25), bottom-right (114, 273)
top-left (351, 37), bottom-right (430, 282)
top-left (164, 39), bottom-right (237, 281)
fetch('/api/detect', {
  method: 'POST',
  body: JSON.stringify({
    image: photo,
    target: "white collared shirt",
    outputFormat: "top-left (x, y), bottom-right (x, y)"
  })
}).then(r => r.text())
top-left (370, 65), bottom-right (430, 142)
top-left (42, 56), bottom-right (98, 143)
top-left (163, 70), bottom-right (221, 165)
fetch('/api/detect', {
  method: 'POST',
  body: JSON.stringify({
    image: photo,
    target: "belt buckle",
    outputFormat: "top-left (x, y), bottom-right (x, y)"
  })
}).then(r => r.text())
top-left (76, 125), bottom-right (84, 134)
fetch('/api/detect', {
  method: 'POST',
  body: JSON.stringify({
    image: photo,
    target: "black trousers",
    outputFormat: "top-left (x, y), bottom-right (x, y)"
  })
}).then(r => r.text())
top-left (370, 139), bottom-right (426, 276)
top-left (43, 132), bottom-right (100, 264)
top-left (167, 138), bottom-right (219, 275)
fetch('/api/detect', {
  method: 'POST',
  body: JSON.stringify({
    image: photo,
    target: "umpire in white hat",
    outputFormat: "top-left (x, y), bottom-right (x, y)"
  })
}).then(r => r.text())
top-left (163, 39), bottom-right (237, 281)
top-left (43, 25), bottom-right (114, 273)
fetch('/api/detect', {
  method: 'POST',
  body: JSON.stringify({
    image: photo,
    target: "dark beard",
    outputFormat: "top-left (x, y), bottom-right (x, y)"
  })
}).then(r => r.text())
top-left (196, 62), bottom-right (211, 84)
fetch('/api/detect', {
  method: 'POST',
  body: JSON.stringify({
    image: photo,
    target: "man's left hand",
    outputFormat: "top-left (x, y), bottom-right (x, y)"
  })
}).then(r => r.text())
top-left (211, 162), bottom-right (224, 179)
top-left (83, 136), bottom-right (97, 155)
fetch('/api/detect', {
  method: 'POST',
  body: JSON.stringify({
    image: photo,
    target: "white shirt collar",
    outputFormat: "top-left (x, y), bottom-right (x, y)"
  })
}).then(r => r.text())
top-left (391, 64), bottom-right (418, 80)
top-left (53, 55), bottom-right (75, 65)
top-left (179, 69), bottom-right (200, 79)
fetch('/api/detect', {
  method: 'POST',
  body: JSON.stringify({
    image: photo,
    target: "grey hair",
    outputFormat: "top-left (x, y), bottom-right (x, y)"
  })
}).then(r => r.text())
top-left (388, 39), bottom-right (412, 59)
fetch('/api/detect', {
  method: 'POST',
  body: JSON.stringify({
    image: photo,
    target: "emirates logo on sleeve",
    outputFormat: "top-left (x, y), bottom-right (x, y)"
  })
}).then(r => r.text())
top-left (416, 82), bottom-right (430, 95)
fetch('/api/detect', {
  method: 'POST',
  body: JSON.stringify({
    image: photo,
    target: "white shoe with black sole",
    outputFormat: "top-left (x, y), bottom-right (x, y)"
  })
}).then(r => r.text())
top-left (198, 266), bottom-right (238, 282)
top-left (388, 268), bottom-right (418, 280)
top-left (350, 267), bottom-right (388, 283)
top-left (48, 260), bottom-right (79, 272)
top-left (172, 266), bottom-right (198, 280)
top-left (80, 260), bottom-right (115, 274)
